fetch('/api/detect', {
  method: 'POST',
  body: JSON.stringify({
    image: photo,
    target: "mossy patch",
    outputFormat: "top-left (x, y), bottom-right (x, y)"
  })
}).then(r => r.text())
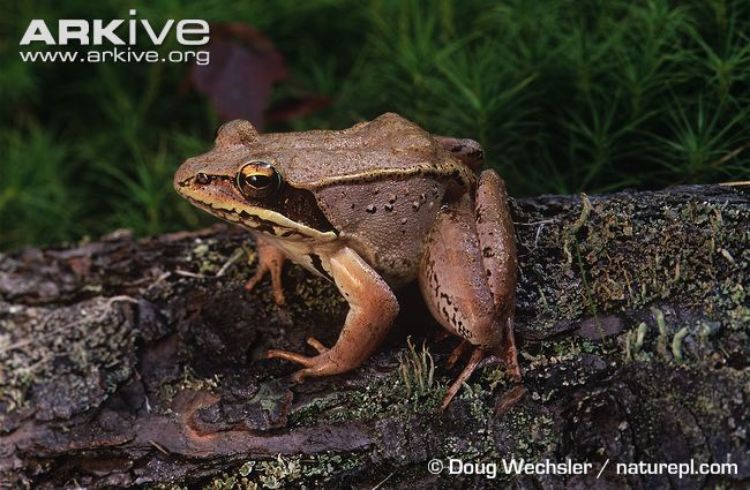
top-left (515, 188), bottom-right (749, 338)
top-left (201, 451), bottom-right (366, 489)
top-left (289, 359), bottom-right (445, 426)
top-left (0, 296), bottom-right (137, 425)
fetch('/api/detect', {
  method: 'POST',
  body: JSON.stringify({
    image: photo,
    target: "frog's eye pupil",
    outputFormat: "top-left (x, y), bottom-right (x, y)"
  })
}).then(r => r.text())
top-left (247, 174), bottom-right (271, 188)
top-left (237, 161), bottom-right (281, 199)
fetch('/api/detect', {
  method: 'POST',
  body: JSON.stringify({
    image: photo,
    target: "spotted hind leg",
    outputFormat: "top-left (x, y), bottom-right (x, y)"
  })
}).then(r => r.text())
top-left (419, 170), bottom-right (520, 409)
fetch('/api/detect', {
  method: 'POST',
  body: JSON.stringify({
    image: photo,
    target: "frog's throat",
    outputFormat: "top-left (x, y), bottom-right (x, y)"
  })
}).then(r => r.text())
top-left (181, 190), bottom-right (337, 242)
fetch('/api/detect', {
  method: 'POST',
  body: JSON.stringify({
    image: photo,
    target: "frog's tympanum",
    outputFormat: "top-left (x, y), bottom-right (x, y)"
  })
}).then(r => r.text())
top-left (174, 113), bottom-right (521, 408)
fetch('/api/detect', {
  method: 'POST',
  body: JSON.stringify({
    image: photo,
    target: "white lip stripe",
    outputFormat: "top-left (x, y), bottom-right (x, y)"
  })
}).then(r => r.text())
top-left (180, 187), bottom-right (337, 242)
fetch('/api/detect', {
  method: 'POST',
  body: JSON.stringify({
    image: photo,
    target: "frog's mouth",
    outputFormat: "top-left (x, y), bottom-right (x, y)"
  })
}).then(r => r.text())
top-left (176, 176), bottom-right (338, 242)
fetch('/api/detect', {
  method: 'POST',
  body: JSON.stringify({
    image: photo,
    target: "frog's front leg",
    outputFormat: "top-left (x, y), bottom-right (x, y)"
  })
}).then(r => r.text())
top-left (419, 169), bottom-right (521, 409)
top-left (244, 235), bottom-right (287, 305)
top-left (266, 247), bottom-right (399, 382)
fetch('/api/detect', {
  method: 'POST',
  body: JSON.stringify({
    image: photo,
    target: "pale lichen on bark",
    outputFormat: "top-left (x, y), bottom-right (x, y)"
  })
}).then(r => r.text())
top-left (0, 185), bottom-right (747, 488)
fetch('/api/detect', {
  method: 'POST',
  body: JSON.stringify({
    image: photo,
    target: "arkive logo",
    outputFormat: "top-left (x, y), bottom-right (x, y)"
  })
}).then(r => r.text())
top-left (19, 9), bottom-right (209, 46)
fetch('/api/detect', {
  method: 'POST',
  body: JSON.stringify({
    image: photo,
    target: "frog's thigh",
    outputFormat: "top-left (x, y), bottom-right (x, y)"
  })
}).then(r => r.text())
top-left (474, 169), bottom-right (517, 316)
top-left (419, 170), bottom-right (517, 351)
top-left (419, 194), bottom-right (501, 350)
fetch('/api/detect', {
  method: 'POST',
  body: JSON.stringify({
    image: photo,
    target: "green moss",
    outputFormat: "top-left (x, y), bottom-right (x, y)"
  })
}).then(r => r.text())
top-left (397, 337), bottom-right (436, 398)
top-left (158, 365), bottom-right (222, 411)
top-left (0, 297), bottom-right (136, 418)
top-left (204, 452), bottom-right (365, 489)
top-left (290, 274), bottom-right (346, 317)
top-left (517, 192), bottom-right (748, 340)
top-left (289, 363), bottom-right (445, 426)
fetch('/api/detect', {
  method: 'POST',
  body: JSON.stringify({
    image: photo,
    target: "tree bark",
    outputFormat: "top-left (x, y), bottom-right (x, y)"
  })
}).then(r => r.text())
top-left (0, 185), bottom-right (747, 489)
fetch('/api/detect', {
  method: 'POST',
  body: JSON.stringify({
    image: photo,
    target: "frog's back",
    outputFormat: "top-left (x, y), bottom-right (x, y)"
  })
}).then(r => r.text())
top-left (258, 113), bottom-right (473, 191)
top-left (282, 115), bottom-right (473, 286)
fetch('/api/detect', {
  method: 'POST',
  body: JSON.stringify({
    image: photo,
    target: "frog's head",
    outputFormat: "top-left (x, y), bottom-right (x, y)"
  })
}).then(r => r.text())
top-left (175, 114), bottom-right (477, 243)
top-left (173, 120), bottom-right (337, 242)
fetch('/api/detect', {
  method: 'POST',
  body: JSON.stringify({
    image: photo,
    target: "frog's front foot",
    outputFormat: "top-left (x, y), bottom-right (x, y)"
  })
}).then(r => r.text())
top-left (266, 342), bottom-right (343, 383)
top-left (244, 236), bottom-right (286, 305)
top-left (267, 336), bottom-right (363, 382)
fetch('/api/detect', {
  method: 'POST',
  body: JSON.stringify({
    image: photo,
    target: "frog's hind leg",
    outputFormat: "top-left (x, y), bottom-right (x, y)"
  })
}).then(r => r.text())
top-left (245, 235), bottom-right (287, 305)
top-left (474, 170), bottom-right (521, 379)
top-left (418, 170), bottom-right (521, 409)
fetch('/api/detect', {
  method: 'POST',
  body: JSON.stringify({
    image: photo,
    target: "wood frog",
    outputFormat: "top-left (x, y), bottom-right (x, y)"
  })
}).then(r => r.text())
top-left (174, 113), bottom-right (521, 408)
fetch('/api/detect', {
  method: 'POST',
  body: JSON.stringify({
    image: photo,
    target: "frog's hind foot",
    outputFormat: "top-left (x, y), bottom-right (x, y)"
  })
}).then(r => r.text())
top-left (445, 339), bottom-right (471, 370)
top-left (266, 337), bottom-right (344, 383)
top-left (441, 347), bottom-right (485, 410)
top-left (496, 318), bottom-right (522, 381)
top-left (440, 339), bottom-right (522, 411)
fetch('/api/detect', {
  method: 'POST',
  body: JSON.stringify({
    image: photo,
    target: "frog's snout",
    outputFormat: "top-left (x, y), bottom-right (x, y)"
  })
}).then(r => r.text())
top-left (173, 161), bottom-right (189, 193)
top-left (173, 156), bottom-right (204, 193)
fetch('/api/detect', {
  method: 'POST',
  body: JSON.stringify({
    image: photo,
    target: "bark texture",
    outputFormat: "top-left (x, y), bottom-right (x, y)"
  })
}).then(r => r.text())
top-left (0, 185), bottom-right (748, 489)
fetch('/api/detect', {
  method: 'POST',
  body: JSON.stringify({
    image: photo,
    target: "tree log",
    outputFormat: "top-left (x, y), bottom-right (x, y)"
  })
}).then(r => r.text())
top-left (0, 185), bottom-right (748, 488)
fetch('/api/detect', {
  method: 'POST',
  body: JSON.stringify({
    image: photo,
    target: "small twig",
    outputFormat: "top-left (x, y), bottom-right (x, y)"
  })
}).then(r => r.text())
top-left (215, 248), bottom-right (244, 277)
top-left (371, 471), bottom-right (395, 490)
top-left (154, 271), bottom-right (171, 283)
top-left (105, 295), bottom-right (139, 307)
top-left (174, 269), bottom-right (209, 279)
top-left (718, 180), bottom-right (750, 187)
top-left (533, 222), bottom-right (545, 248)
top-left (515, 219), bottom-right (556, 226)
top-left (149, 440), bottom-right (170, 455)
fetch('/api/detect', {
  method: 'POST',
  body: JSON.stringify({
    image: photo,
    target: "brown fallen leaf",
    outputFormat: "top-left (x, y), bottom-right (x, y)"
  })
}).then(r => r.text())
top-left (190, 23), bottom-right (287, 129)
top-left (266, 94), bottom-right (332, 124)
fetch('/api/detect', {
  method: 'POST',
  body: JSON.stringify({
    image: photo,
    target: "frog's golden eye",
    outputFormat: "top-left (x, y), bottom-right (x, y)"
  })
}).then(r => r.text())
top-left (236, 161), bottom-right (282, 199)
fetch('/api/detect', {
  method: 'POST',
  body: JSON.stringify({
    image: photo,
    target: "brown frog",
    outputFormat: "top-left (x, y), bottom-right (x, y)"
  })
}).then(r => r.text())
top-left (173, 113), bottom-right (521, 408)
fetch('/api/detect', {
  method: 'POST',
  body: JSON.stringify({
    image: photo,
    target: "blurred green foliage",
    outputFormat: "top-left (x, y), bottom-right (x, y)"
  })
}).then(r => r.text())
top-left (1, 0), bottom-right (749, 250)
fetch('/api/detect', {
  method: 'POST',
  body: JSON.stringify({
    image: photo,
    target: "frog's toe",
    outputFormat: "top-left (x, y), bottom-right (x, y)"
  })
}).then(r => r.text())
top-left (243, 268), bottom-right (266, 293)
top-left (244, 264), bottom-right (286, 305)
top-left (272, 288), bottom-right (286, 305)
top-left (445, 338), bottom-right (471, 370)
top-left (265, 349), bottom-right (317, 367)
top-left (290, 367), bottom-right (316, 383)
top-left (266, 347), bottom-right (351, 382)
top-left (289, 358), bottom-right (344, 382)
top-left (441, 347), bottom-right (486, 410)
top-left (306, 337), bottom-right (330, 354)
